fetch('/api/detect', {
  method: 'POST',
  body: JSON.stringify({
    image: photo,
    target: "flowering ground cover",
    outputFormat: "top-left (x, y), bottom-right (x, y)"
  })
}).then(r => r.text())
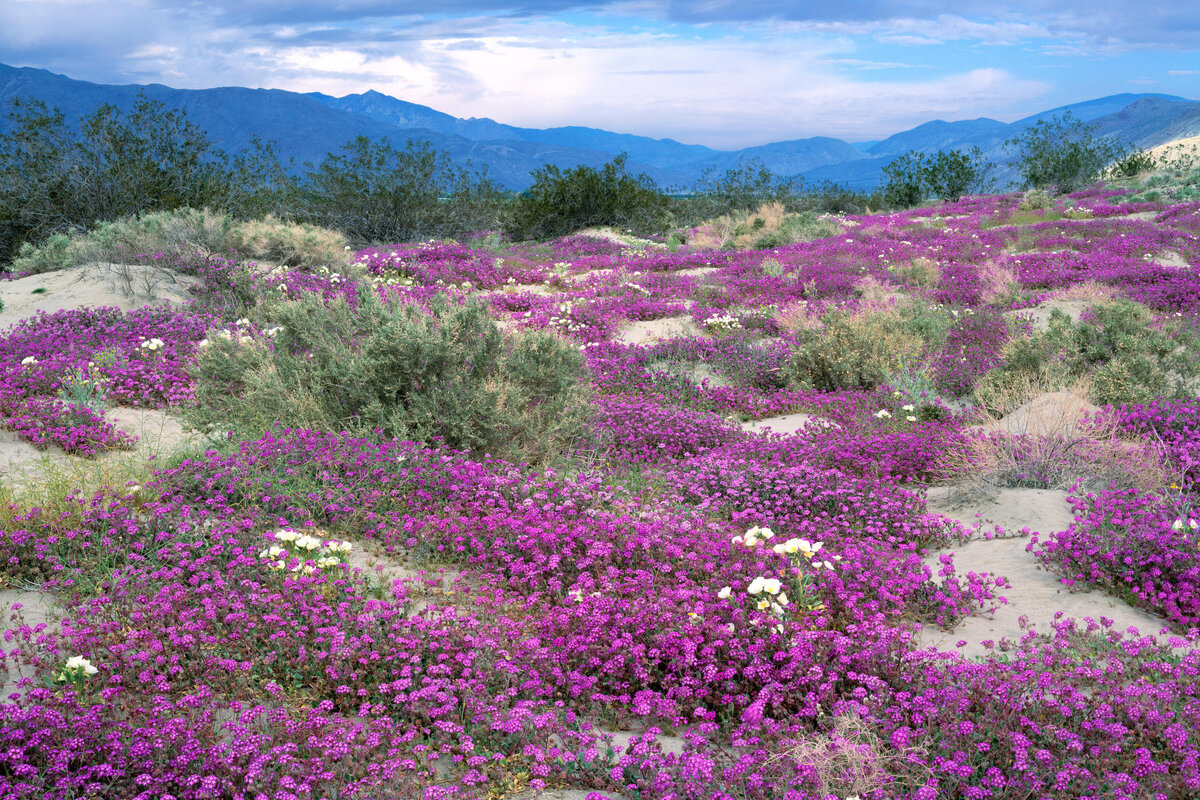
top-left (2, 184), bottom-right (1200, 799)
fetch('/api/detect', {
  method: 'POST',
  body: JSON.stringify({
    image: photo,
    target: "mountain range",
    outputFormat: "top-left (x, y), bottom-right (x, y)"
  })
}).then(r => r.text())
top-left (2, 63), bottom-right (1199, 191)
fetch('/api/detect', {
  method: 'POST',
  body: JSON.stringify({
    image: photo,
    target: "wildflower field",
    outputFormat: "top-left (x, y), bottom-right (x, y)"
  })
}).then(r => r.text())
top-left (2, 184), bottom-right (1200, 800)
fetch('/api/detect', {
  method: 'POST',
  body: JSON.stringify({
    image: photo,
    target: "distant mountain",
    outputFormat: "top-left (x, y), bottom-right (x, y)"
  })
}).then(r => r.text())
top-left (2, 63), bottom-right (1199, 191)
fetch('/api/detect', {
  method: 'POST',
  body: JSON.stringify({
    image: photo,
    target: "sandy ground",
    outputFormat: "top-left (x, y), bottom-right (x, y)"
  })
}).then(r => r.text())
top-left (1004, 299), bottom-right (1090, 332)
top-left (614, 314), bottom-right (704, 345)
top-left (917, 487), bottom-right (1178, 659)
top-left (978, 390), bottom-right (1100, 437)
top-left (0, 406), bottom-right (203, 490)
top-left (0, 589), bottom-right (60, 701)
top-left (0, 263), bottom-right (199, 332)
top-left (741, 412), bottom-right (836, 435)
top-left (1148, 134), bottom-right (1200, 163)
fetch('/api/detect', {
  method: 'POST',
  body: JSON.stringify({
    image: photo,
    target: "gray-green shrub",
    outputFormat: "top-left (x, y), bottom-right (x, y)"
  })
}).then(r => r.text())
top-left (187, 287), bottom-right (595, 464)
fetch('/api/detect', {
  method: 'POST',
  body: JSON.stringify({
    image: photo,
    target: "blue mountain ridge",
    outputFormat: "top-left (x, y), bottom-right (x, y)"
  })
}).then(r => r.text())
top-left (2, 63), bottom-right (1198, 191)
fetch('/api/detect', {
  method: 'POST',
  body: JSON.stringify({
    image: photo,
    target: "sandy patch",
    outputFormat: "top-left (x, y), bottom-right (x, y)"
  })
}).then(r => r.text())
top-left (0, 406), bottom-right (203, 489)
top-left (676, 266), bottom-right (719, 278)
top-left (1148, 134), bottom-right (1200, 164)
top-left (0, 589), bottom-right (60, 702)
top-left (574, 226), bottom-right (663, 250)
top-left (615, 315), bottom-right (703, 345)
top-left (918, 487), bottom-right (1176, 658)
top-left (1150, 250), bottom-right (1190, 269)
top-left (1003, 299), bottom-right (1089, 332)
top-left (979, 391), bottom-right (1100, 438)
top-left (0, 263), bottom-right (199, 331)
top-left (741, 412), bottom-right (836, 435)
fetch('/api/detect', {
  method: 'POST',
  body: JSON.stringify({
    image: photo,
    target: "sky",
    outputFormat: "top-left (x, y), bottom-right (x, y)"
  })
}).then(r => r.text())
top-left (2, 1), bottom-right (1199, 149)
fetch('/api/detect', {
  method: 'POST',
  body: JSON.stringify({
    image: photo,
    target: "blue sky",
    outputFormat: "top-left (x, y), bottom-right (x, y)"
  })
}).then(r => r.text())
top-left (2, 1), bottom-right (1198, 149)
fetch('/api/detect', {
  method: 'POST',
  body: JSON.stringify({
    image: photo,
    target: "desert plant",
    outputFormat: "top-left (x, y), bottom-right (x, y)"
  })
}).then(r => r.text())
top-left (1008, 112), bottom-right (1126, 194)
top-left (506, 154), bottom-right (673, 241)
top-left (187, 286), bottom-right (595, 464)
top-left (881, 147), bottom-right (993, 208)
top-left (9, 208), bottom-right (351, 275)
top-left (786, 309), bottom-right (926, 391)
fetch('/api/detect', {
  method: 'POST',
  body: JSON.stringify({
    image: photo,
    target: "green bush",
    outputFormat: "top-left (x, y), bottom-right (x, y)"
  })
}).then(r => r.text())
top-left (0, 95), bottom-right (246, 265)
top-left (1008, 112), bottom-right (1125, 194)
top-left (881, 148), bottom-right (993, 208)
top-left (187, 287), bottom-right (595, 464)
top-left (506, 154), bottom-right (673, 240)
top-left (786, 310), bottom-right (924, 391)
top-left (975, 301), bottom-right (1199, 408)
top-left (291, 137), bottom-right (507, 245)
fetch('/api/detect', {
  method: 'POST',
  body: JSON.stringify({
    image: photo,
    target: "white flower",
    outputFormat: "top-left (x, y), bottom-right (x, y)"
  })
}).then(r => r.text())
top-left (197, 339), bottom-right (210, 348)
top-left (20, 356), bottom-right (37, 366)
top-left (747, 576), bottom-right (767, 595)
top-left (1192, 519), bottom-right (1199, 531)
top-left (1174, 520), bottom-right (1185, 531)
top-left (777, 592), bottom-right (789, 607)
top-left (906, 415), bottom-right (918, 422)
top-left (329, 541), bottom-right (353, 554)
top-left (717, 586), bottom-right (732, 599)
top-left (874, 409), bottom-right (891, 419)
top-left (902, 404), bottom-right (915, 411)
top-left (236, 318), bottom-right (251, 327)
top-left (274, 529), bottom-right (299, 542)
top-left (294, 534), bottom-right (323, 551)
top-left (316, 556), bottom-right (341, 569)
top-left (756, 598), bottom-right (771, 611)
top-left (258, 545), bottom-right (288, 560)
top-left (139, 338), bottom-right (165, 351)
top-left (64, 655), bottom-right (98, 675)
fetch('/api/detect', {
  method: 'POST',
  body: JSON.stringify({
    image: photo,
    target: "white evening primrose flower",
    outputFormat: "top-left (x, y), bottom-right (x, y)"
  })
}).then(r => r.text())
top-left (274, 529), bottom-right (299, 542)
top-left (64, 655), bottom-right (98, 675)
top-left (777, 592), bottom-right (789, 607)
top-left (330, 541), bottom-right (353, 554)
top-left (316, 556), bottom-right (341, 569)
top-left (773, 538), bottom-right (802, 555)
top-left (259, 545), bottom-right (288, 560)
top-left (902, 404), bottom-right (915, 411)
top-left (236, 318), bottom-right (251, 327)
top-left (747, 577), bottom-right (767, 595)
top-left (746, 525), bottom-right (774, 540)
top-left (760, 578), bottom-right (782, 595)
top-left (756, 598), bottom-right (771, 611)
top-left (197, 338), bottom-right (210, 348)
top-left (294, 534), bottom-right (323, 551)
top-left (874, 409), bottom-right (891, 419)
top-left (1192, 519), bottom-right (1199, 531)
top-left (1174, 520), bottom-right (1185, 531)
top-left (717, 586), bottom-right (732, 599)
top-left (20, 356), bottom-right (37, 366)
top-left (906, 415), bottom-right (917, 422)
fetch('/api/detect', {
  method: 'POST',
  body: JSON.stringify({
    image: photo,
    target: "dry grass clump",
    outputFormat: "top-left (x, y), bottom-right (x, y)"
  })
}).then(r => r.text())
top-left (939, 379), bottom-right (1170, 494)
top-left (1044, 280), bottom-right (1121, 304)
top-left (772, 715), bottom-right (929, 798)
top-left (774, 300), bottom-right (824, 333)
top-left (687, 203), bottom-right (839, 250)
top-left (978, 261), bottom-right (1020, 303)
top-left (887, 256), bottom-right (941, 288)
top-left (228, 215), bottom-right (351, 268)
top-left (854, 275), bottom-right (905, 314)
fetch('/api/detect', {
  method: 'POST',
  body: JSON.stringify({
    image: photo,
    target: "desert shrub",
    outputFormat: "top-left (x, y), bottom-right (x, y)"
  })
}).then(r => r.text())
top-left (1107, 148), bottom-right (1156, 179)
top-left (187, 287), bottom-right (594, 463)
top-left (688, 203), bottom-right (839, 250)
top-left (1016, 188), bottom-right (1054, 211)
top-left (0, 95), bottom-right (246, 265)
top-left (506, 154), bottom-right (673, 241)
top-left (1008, 112), bottom-right (1125, 194)
top-left (976, 301), bottom-right (1198, 408)
top-left (881, 147), bottom-right (993, 208)
top-left (293, 136), bottom-right (506, 245)
top-left (786, 310), bottom-right (925, 391)
top-left (10, 208), bottom-right (352, 275)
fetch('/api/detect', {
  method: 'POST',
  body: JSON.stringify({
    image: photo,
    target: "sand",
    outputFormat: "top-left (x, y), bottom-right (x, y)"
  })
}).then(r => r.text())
top-left (741, 412), bottom-right (836, 435)
top-left (614, 314), bottom-right (704, 345)
top-left (1003, 299), bottom-right (1090, 332)
top-left (0, 263), bottom-right (199, 332)
top-left (918, 487), bottom-right (1178, 659)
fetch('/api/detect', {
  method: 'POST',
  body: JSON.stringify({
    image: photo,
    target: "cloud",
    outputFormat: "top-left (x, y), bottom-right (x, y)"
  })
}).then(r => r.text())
top-left (1169, 69), bottom-right (1199, 75)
